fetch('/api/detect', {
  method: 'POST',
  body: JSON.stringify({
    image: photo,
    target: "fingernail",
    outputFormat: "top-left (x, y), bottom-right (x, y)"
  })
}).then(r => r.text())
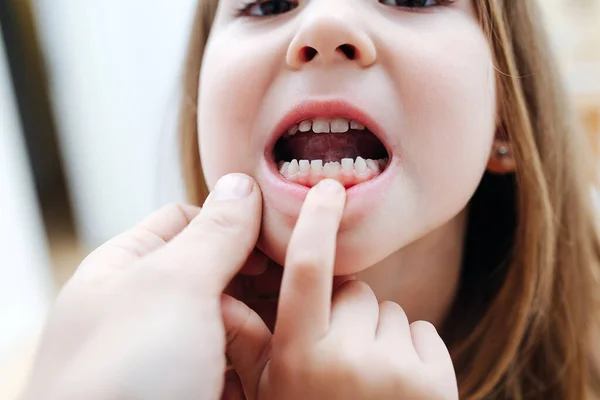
top-left (315, 179), bottom-right (345, 194)
top-left (212, 174), bottom-right (253, 200)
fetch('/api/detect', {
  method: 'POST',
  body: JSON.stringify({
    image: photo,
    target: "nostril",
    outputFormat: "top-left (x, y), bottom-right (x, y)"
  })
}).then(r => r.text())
top-left (338, 44), bottom-right (357, 60)
top-left (298, 44), bottom-right (358, 63)
top-left (300, 46), bottom-right (318, 62)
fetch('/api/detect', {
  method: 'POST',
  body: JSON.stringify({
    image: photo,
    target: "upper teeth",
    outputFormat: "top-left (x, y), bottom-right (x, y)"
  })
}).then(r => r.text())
top-left (287, 117), bottom-right (366, 136)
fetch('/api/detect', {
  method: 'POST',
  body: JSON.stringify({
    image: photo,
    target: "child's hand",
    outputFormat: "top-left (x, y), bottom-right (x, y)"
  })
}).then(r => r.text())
top-left (224, 179), bottom-right (459, 400)
top-left (22, 174), bottom-right (262, 400)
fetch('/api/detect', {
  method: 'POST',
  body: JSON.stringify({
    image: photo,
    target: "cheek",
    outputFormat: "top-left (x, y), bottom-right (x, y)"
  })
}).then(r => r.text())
top-left (389, 22), bottom-right (496, 215)
top-left (197, 31), bottom-right (282, 188)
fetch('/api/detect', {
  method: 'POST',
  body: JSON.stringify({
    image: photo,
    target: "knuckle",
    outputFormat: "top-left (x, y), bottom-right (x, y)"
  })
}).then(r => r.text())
top-left (163, 202), bottom-right (186, 214)
top-left (273, 348), bottom-right (312, 381)
top-left (199, 205), bottom-right (245, 234)
top-left (379, 300), bottom-right (401, 310)
top-left (166, 203), bottom-right (197, 224)
top-left (410, 320), bottom-right (437, 334)
top-left (341, 280), bottom-right (372, 296)
top-left (149, 203), bottom-right (198, 231)
top-left (335, 280), bottom-right (378, 306)
top-left (380, 301), bottom-right (408, 321)
top-left (286, 254), bottom-right (326, 283)
top-left (225, 302), bottom-right (252, 346)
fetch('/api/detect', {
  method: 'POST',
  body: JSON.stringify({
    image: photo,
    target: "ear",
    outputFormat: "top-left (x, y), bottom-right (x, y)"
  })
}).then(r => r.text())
top-left (487, 139), bottom-right (516, 174)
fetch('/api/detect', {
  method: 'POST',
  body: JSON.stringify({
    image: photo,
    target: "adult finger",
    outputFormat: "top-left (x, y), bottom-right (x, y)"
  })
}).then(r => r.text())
top-left (151, 173), bottom-right (262, 294)
top-left (77, 204), bottom-right (201, 274)
top-left (275, 179), bottom-right (346, 344)
top-left (222, 294), bottom-right (271, 400)
top-left (224, 250), bottom-right (268, 299)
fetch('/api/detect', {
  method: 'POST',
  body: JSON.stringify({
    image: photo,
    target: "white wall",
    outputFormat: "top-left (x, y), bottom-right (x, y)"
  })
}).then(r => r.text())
top-left (539, 0), bottom-right (600, 96)
top-left (0, 25), bottom-right (53, 391)
top-left (31, 0), bottom-right (196, 249)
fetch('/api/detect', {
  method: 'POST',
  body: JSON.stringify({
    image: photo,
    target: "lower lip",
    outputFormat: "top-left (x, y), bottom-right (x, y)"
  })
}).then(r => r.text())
top-left (260, 155), bottom-right (396, 225)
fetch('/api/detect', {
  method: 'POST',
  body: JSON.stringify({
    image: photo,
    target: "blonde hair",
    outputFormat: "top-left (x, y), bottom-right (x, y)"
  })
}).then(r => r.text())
top-left (178, 1), bottom-right (600, 398)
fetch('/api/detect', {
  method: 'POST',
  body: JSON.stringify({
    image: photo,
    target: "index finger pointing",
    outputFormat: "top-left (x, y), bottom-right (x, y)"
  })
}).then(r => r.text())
top-left (275, 179), bottom-right (346, 344)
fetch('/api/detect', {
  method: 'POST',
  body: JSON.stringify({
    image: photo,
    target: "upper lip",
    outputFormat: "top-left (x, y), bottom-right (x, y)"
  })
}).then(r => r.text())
top-left (264, 99), bottom-right (392, 161)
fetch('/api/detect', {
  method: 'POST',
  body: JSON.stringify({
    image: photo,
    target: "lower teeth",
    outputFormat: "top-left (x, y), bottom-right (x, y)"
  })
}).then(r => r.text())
top-left (278, 156), bottom-right (388, 188)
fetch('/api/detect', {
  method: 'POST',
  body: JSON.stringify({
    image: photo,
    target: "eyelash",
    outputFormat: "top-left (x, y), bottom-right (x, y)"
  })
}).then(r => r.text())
top-left (236, 0), bottom-right (299, 17)
top-left (235, 0), bottom-right (454, 18)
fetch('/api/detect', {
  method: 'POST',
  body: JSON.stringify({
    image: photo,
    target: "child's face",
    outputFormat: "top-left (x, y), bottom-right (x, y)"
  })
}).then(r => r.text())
top-left (198, 0), bottom-right (496, 274)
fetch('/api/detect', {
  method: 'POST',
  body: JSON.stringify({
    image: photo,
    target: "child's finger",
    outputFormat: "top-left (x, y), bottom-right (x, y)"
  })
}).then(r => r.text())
top-left (275, 179), bottom-right (346, 344)
top-left (410, 321), bottom-right (453, 369)
top-left (222, 294), bottom-right (271, 400)
top-left (239, 249), bottom-right (269, 276)
top-left (410, 321), bottom-right (458, 397)
top-left (375, 301), bottom-right (416, 356)
top-left (221, 368), bottom-right (244, 400)
top-left (330, 280), bottom-right (379, 339)
top-left (152, 173), bottom-right (262, 295)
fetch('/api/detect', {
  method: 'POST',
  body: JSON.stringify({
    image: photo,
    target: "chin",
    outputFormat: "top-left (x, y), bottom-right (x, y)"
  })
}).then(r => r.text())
top-left (257, 200), bottom-right (404, 276)
top-left (257, 230), bottom-right (390, 276)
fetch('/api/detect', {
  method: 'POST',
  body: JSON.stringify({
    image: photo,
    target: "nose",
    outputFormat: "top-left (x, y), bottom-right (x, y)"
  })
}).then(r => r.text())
top-left (286, 13), bottom-right (377, 69)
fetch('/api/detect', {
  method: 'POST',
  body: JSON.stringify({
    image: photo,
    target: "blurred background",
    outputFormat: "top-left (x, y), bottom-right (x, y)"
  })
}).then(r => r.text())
top-left (0, 1), bottom-right (598, 398)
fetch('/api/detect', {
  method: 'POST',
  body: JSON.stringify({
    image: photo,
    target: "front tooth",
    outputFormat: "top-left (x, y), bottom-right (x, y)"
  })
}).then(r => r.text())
top-left (311, 159), bottom-right (323, 171)
top-left (288, 159), bottom-right (299, 175)
top-left (331, 118), bottom-right (349, 133)
top-left (287, 124), bottom-right (299, 136)
top-left (355, 156), bottom-right (367, 173)
top-left (350, 120), bottom-right (365, 130)
top-left (366, 159), bottom-right (379, 172)
top-left (323, 162), bottom-right (339, 177)
top-left (312, 118), bottom-right (330, 133)
top-left (299, 120), bottom-right (312, 132)
top-left (341, 158), bottom-right (354, 172)
top-left (299, 159), bottom-right (310, 172)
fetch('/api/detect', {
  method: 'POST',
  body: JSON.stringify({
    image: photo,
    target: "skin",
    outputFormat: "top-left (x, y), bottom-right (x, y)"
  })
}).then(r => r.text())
top-left (20, 177), bottom-right (458, 400)
top-left (224, 179), bottom-right (458, 400)
top-left (198, 0), bottom-right (498, 326)
top-left (21, 1), bottom-right (511, 398)
top-left (21, 174), bottom-right (264, 400)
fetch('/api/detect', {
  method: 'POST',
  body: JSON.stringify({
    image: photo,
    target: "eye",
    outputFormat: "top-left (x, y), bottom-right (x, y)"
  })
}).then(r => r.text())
top-left (238, 0), bottom-right (298, 17)
top-left (379, 0), bottom-right (441, 8)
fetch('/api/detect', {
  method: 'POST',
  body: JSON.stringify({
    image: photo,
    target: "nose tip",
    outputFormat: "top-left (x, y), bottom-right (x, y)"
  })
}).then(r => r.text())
top-left (286, 15), bottom-right (377, 68)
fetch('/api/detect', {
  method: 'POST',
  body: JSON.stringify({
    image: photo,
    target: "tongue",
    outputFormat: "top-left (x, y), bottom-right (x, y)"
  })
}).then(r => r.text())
top-left (276, 132), bottom-right (386, 163)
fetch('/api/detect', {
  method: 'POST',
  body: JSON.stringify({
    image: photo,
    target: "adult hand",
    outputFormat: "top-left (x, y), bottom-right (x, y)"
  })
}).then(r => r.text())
top-left (21, 173), bottom-right (262, 400)
top-left (223, 179), bottom-right (459, 400)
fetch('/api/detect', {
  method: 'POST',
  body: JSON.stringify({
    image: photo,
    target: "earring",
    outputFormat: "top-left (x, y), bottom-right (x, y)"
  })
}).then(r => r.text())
top-left (495, 144), bottom-right (510, 158)
top-left (488, 139), bottom-right (516, 174)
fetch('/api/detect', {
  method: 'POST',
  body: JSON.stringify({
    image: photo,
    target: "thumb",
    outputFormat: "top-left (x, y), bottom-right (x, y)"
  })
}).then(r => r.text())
top-left (153, 173), bottom-right (262, 294)
top-left (222, 294), bottom-right (271, 400)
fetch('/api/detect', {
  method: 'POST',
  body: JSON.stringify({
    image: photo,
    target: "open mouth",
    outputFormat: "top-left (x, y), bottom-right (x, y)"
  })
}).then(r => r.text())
top-left (273, 117), bottom-right (390, 189)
